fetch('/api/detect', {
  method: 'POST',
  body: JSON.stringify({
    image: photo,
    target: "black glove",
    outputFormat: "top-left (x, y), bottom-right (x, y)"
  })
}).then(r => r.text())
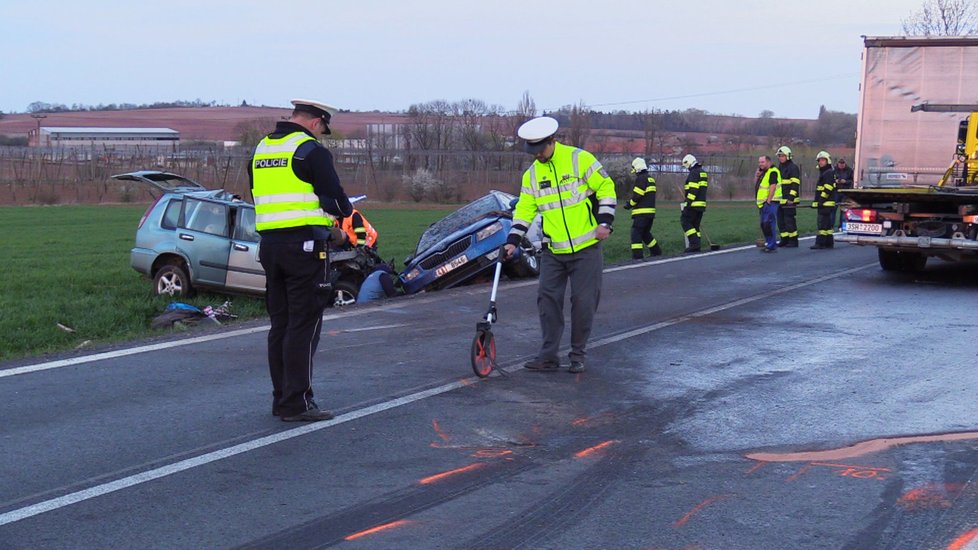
top-left (623, 203), bottom-right (633, 210)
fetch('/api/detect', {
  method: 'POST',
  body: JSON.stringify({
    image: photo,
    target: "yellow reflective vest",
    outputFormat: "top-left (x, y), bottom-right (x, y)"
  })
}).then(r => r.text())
top-left (252, 131), bottom-right (334, 232)
top-left (511, 142), bottom-right (617, 254)
top-left (755, 167), bottom-right (783, 207)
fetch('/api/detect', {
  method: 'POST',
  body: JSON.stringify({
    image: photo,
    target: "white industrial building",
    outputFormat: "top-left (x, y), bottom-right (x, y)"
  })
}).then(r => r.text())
top-left (31, 127), bottom-right (180, 150)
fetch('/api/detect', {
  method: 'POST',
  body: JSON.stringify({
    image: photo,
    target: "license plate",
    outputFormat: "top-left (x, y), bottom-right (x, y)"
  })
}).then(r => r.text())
top-left (435, 254), bottom-right (468, 277)
top-left (845, 222), bottom-right (882, 235)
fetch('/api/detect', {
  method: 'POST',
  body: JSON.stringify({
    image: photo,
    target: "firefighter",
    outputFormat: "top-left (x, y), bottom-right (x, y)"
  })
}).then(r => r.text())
top-left (833, 158), bottom-right (854, 229)
top-left (340, 208), bottom-right (378, 249)
top-left (810, 151), bottom-right (836, 249)
top-left (624, 157), bottom-right (662, 259)
top-left (251, 98), bottom-right (353, 422)
top-left (775, 145), bottom-right (801, 247)
top-left (756, 155), bottom-right (783, 253)
top-left (680, 154), bottom-right (708, 253)
top-left (504, 116), bottom-right (616, 375)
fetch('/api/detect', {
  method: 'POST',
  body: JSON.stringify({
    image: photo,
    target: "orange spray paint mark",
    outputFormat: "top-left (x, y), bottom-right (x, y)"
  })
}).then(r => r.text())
top-left (674, 495), bottom-right (731, 528)
top-left (343, 519), bottom-right (413, 541)
top-left (745, 462), bottom-right (766, 475)
top-left (898, 483), bottom-right (963, 511)
top-left (418, 462), bottom-right (486, 485)
top-left (786, 464), bottom-right (813, 482)
top-left (571, 417), bottom-right (590, 427)
top-left (574, 440), bottom-right (618, 459)
top-left (746, 431), bottom-right (978, 463)
top-left (431, 419), bottom-right (450, 442)
top-left (326, 329), bottom-right (340, 336)
top-left (948, 528), bottom-right (978, 550)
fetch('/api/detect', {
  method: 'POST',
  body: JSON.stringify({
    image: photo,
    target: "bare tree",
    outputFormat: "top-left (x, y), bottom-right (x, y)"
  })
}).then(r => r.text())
top-left (903, 0), bottom-right (978, 35)
top-left (566, 101), bottom-right (592, 149)
top-left (639, 109), bottom-right (659, 159)
top-left (234, 117), bottom-right (278, 151)
top-left (516, 90), bottom-right (537, 121)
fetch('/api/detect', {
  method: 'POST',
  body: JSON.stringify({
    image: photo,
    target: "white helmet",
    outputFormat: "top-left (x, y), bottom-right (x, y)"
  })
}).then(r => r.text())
top-left (631, 157), bottom-right (648, 173)
top-left (816, 150), bottom-right (832, 163)
top-left (776, 145), bottom-right (792, 159)
top-left (682, 154), bottom-right (697, 170)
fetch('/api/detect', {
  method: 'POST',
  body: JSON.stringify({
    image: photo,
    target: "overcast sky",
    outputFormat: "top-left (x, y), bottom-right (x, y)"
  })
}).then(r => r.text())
top-left (2, 0), bottom-right (926, 118)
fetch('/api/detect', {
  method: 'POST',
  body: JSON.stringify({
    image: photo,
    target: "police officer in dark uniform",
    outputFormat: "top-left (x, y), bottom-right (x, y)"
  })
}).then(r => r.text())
top-left (250, 99), bottom-right (353, 422)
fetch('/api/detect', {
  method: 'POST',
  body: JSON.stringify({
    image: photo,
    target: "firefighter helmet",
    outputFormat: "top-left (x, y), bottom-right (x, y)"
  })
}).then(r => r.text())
top-left (776, 146), bottom-right (792, 159)
top-left (681, 154), bottom-right (697, 169)
top-left (631, 157), bottom-right (648, 173)
top-left (816, 150), bottom-right (832, 164)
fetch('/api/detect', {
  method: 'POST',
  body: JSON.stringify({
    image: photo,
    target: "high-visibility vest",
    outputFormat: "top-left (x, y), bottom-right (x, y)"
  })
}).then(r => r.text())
top-left (251, 132), bottom-right (333, 232)
top-left (341, 209), bottom-right (378, 247)
top-left (511, 142), bottom-right (617, 254)
top-left (755, 167), bottom-right (783, 207)
top-left (684, 167), bottom-right (708, 208)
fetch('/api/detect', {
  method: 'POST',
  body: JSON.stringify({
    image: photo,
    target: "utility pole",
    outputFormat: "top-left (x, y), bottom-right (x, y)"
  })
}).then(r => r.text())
top-left (30, 113), bottom-right (47, 147)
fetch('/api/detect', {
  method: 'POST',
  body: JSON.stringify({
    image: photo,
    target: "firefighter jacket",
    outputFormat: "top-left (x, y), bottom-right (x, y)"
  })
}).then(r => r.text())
top-left (507, 141), bottom-right (617, 255)
top-left (813, 165), bottom-right (836, 208)
top-left (778, 159), bottom-right (801, 206)
top-left (755, 166), bottom-right (783, 207)
top-left (628, 170), bottom-right (656, 216)
top-left (684, 164), bottom-right (708, 209)
top-left (341, 209), bottom-right (378, 247)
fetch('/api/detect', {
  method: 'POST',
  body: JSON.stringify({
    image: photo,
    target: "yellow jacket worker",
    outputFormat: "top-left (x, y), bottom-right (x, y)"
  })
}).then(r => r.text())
top-left (504, 116), bottom-right (616, 374)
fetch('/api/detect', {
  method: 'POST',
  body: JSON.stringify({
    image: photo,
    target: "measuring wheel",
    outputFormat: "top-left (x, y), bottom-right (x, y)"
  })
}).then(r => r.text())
top-left (470, 328), bottom-right (496, 378)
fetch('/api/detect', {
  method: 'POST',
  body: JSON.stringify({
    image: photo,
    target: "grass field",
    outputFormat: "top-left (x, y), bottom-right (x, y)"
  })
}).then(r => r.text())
top-left (0, 202), bottom-right (816, 361)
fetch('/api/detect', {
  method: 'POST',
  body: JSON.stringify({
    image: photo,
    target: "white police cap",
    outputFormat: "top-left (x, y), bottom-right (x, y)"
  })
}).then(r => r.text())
top-left (518, 116), bottom-right (559, 153)
top-left (291, 99), bottom-right (338, 120)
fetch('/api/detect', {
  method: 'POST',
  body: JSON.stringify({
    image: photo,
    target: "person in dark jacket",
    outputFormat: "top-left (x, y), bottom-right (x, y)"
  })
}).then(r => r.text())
top-left (680, 154), bottom-right (708, 253)
top-left (775, 146), bottom-right (801, 247)
top-left (811, 151), bottom-right (837, 249)
top-left (625, 157), bottom-right (662, 259)
top-left (834, 158), bottom-right (855, 228)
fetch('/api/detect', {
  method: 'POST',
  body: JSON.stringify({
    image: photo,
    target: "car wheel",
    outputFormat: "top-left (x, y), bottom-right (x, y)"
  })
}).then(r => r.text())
top-left (330, 280), bottom-right (359, 308)
top-left (154, 263), bottom-right (194, 297)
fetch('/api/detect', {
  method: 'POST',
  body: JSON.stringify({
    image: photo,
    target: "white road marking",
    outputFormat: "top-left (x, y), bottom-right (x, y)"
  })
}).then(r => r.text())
top-left (0, 261), bottom-right (873, 526)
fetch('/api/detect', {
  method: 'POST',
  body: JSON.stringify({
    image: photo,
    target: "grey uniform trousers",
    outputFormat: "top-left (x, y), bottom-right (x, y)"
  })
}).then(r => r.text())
top-left (536, 242), bottom-right (603, 364)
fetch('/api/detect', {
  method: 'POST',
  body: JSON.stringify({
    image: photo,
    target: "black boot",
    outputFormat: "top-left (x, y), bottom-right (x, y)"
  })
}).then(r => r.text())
top-left (649, 243), bottom-right (663, 256)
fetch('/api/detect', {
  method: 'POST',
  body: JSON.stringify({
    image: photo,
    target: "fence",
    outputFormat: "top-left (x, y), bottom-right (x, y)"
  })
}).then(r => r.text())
top-left (0, 145), bottom-right (823, 206)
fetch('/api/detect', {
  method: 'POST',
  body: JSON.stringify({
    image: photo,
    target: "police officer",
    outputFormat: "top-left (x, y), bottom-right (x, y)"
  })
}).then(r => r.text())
top-left (624, 157), bottom-right (662, 259)
top-left (680, 154), bottom-right (708, 253)
top-left (504, 116), bottom-right (616, 374)
top-left (811, 151), bottom-right (836, 249)
top-left (756, 155), bottom-right (782, 253)
top-left (775, 146), bottom-right (801, 247)
top-left (250, 99), bottom-right (353, 422)
top-left (341, 208), bottom-right (378, 249)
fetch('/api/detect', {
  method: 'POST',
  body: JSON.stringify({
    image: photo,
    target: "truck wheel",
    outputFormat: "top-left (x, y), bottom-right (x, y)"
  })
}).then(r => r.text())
top-left (154, 263), bottom-right (194, 297)
top-left (900, 252), bottom-right (927, 272)
top-left (878, 249), bottom-right (901, 271)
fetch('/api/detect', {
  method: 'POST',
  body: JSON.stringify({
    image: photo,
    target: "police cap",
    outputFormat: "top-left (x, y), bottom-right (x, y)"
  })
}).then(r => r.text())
top-left (518, 116), bottom-right (559, 154)
top-left (291, 98), bottom-right (338, 134)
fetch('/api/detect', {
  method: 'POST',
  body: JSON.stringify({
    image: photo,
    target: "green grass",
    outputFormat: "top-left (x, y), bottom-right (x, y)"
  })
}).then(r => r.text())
top-left (0, 202), bottom-right (816, 361)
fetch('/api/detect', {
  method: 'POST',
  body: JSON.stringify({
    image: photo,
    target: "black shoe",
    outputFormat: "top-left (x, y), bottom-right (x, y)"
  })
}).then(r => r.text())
top-left (810, 244), bottom-right (826, 250)
top-left (782, 241), bottom-right (798, 248)
top-left (650, 245), bottom-right (663, 256)
top-left (683, 247), bottom-right (701, 254)
top-left (281, 407), bottom-right (335, 422)
top-left (568, 361), bottom-right (585, 373)
top-left (524, 359), bottom-right (559, 372)
top-left (761, 247), bottom-right (778, 253)
top-left (631, 255), bottom-right (644, 261)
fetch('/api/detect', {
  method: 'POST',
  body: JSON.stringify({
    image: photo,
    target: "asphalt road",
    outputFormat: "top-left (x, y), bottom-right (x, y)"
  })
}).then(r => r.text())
top-left (3, 239), bottom-right (978, 549)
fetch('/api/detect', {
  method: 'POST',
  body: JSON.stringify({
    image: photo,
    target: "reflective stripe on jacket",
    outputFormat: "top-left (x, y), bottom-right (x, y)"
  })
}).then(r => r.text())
top-left (252, 132), bottom-right (333, 231)
top-left (684, 165), bottom-right (708, 208)
top-left (341, 209), bottom-right (378, 246)
top-left (509, 142), bottom-right (617, 254)
top-left (814, 165), bottom-right (837, 208)
top-left (629, 171), bottom-right (656, 216)
top-left (755, 167), bottom-right (783, 208)
top-left (778, 160), bottom-right (801, 205)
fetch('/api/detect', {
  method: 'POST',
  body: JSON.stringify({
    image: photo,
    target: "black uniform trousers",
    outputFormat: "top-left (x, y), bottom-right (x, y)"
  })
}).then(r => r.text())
top-left (259, 240), bottom-right (328, 416)
top-left (629, 214), bottom-right (660, 259)
top-left (680, 207), bottom-right (704, 250)
top-left (816, 207), bottom-right (835, 248)
top-left (777, 204), bottom-right (798, 244)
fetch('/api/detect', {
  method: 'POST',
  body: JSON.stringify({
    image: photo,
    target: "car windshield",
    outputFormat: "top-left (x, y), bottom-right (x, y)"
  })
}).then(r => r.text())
top-left (415, 192), bottom-right (513, 254)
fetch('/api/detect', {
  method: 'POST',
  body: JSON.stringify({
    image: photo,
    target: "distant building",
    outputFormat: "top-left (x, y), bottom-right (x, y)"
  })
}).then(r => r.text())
top-left (31, 127), bottom-right (180, 150)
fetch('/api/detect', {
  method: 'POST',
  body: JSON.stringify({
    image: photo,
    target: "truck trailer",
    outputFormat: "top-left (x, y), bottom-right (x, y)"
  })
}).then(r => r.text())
top-left (839, 36), bottom-right (978, 271)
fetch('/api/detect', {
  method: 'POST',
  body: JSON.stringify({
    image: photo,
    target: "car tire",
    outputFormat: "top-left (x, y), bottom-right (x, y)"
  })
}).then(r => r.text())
top-left (154, 262), bottom-right (194, 297)
top-left (330, 280), bottom-right (359, 308)
top-left (503, 238), bottom-right (540, 279)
